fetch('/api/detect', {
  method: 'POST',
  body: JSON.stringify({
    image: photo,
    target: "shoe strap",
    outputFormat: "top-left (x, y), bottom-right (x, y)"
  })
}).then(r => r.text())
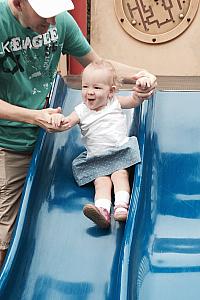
top-left (114, 203), bottom-right (129, 211)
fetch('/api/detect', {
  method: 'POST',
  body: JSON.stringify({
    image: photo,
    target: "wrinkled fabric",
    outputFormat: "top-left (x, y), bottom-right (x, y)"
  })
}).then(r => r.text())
top-left (72, 136), bottom-right (141, 186)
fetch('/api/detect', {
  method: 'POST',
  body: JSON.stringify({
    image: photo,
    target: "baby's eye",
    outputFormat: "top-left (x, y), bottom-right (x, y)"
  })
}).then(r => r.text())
top-left (94, 86), bottom-right (101, 90)
top-left (82, 85), bottom-right (88, 89)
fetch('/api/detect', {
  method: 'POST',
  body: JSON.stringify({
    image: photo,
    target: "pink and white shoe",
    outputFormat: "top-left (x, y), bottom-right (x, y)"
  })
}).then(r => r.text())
top-left (114, 204), bottom-right (129, 222)
top-left (83, 204), bottom-right (111, 229)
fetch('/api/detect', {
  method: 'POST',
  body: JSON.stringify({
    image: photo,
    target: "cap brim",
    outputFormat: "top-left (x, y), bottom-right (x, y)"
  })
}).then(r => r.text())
top-left (28, 0), bottom-right (74, 18)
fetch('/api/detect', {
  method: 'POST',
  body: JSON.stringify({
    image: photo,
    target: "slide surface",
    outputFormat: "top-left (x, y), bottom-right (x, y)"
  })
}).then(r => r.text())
top-left (1, 77), bottom-right (200, 300)
top-left (0, 77), bottom-right (126, 300)
top-left (116, 90), bottom-right (200, 300)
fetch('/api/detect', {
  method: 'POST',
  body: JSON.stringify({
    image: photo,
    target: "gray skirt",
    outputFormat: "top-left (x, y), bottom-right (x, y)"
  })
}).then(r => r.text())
top-left (72, 136), bottom-right (141, 186)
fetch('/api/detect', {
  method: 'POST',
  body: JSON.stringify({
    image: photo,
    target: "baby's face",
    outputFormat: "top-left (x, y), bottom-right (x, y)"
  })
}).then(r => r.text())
top-left (81, 67), bottom-right (114, 111)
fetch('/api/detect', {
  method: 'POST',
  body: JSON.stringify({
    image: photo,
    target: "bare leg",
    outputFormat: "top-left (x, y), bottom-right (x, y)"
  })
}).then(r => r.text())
top-left (111, 169), bottom-right (130, 221)
top-left (111, 169), bottom-right (130, 194)
top-left (94, 176), bottom-right (112, 203)
top-left (83, 176), bottom-right (112, 228)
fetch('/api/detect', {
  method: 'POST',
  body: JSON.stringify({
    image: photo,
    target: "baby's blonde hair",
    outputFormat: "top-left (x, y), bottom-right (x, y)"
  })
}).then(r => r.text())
top-left (82, 59), bottom-right (120, 89)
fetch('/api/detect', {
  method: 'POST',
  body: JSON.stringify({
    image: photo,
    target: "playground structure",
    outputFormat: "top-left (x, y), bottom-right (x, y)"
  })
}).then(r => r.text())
top-left (91, 0), bottom-right (200, 76)
top-left (1, 1), bottom-right (200, 299)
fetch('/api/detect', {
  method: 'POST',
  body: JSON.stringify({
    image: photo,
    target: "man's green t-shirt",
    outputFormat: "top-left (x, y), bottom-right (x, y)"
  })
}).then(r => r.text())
top-left (0, 0), bottom-right (91, 152)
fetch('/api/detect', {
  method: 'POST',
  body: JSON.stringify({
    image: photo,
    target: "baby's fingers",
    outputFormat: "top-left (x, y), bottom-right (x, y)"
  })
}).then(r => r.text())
top-left (62, 117), bottom-right (72, 127)
top-left (52, 116), bottom-right (64, 127)
top-left (136, 77), bottom-right (151, 89)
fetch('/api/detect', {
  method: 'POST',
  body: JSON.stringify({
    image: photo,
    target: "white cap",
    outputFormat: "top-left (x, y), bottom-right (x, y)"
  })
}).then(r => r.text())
top-left (28, 0), bottom-right (74, 18)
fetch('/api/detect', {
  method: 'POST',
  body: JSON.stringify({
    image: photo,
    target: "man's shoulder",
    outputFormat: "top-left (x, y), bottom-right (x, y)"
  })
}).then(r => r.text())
top-left (0, 0), bottom-right (6, 6)
top-left (0, 0), bottom-right (7, 15)
top-left (0, 1), bottom-right (11, 32)
top-left (56, 11), bottom-right (77, 27)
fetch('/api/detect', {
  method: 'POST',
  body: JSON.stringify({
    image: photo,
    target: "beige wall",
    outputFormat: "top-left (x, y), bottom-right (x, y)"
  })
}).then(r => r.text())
top-left (90, 1), bottom-right (200, 76)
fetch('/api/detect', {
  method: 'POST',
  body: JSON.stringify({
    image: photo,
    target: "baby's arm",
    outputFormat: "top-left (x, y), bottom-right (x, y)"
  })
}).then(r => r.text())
top-left (118, 76), bottom-right (153, 109)
top-left (50, 111), bottom-right (80, 131)
top-left (62, 111), bottom-right (80, 129)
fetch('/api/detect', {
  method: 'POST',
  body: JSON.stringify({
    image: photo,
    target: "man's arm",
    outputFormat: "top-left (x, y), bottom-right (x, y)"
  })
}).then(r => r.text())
top-left (74, 48), bottom-right (100, 67)
top-left (0, 99), bottom-right (69, 132)
top-left (75, 49), bottom-right (146, 76)
top-left (75, 48), bottom-right (157, 98)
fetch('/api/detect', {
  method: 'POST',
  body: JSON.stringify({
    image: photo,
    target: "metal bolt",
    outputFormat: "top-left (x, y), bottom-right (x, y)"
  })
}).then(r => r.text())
top-left (131, 19), bottom-right (137, 25)
top-left (179, 13), bottom-right (184, 19)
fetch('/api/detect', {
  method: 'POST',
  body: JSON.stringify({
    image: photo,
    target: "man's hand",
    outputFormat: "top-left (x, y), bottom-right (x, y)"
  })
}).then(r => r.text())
top-left (34, 107), bottom-right (71, 132)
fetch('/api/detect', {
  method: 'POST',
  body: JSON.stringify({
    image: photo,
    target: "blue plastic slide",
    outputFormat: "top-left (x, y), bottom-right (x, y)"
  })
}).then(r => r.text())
top-left (116, 90), bottom-right (200, 300)
top-left (0, 77), bottom-right (200, 300)
top-left (0, 76), bottom-right (126, 300)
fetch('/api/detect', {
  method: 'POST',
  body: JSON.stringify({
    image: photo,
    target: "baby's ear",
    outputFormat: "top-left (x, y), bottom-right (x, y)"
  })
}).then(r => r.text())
top-left (109, 85), bottom-right (116, 98)
top-left (111, 85), bottom-right (116, 93)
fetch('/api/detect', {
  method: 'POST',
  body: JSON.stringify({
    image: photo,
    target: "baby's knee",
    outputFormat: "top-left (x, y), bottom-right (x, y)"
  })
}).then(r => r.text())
top-left (111, 169), bottom-right (128, 181)
top-left (94, 176), bottom-right (112, 189)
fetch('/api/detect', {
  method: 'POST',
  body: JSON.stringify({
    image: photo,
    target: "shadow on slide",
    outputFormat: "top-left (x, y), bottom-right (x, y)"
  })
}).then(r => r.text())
top-left (1, 77), bottom-right (200, 300)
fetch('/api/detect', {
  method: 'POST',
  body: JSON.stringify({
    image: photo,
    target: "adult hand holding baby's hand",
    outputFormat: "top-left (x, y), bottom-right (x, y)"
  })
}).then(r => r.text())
top-left (34, 107), bottom-right (72, 133)
top-left (132, 70), bottom-right (157, 100)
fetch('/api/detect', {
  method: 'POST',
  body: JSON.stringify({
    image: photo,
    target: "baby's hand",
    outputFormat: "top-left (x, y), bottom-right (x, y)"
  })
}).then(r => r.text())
top-left (132, 71), bottom-right (156, 100)
top-left (61, 116), bottom-right (74, 129)
top-left (50, 113), bottom-right (65, 127)
top-left (136, 76), bottom-right (152, 89)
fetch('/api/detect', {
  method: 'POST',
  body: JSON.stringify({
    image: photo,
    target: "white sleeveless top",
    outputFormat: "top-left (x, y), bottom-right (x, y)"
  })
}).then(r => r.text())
top-left (74, 96), bottom-right (129, 157)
